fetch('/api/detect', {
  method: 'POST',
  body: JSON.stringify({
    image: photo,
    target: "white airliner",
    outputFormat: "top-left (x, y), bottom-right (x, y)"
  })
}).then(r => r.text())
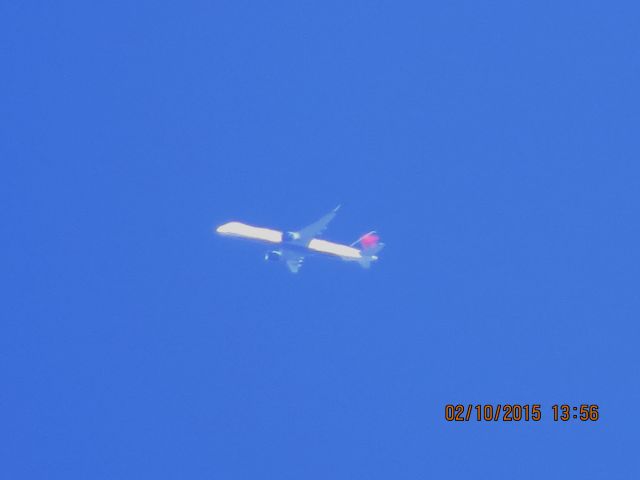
top-left (215, 206), bottom-right (384, 273)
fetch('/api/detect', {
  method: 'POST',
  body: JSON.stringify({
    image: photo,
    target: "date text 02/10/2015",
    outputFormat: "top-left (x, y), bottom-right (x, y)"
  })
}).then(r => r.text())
top-left (444, 404), bottom-right (599, 422)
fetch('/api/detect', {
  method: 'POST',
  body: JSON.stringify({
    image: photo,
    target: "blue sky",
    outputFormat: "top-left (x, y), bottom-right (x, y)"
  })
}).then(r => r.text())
top-left (2, 1), bottom-right (639, 478)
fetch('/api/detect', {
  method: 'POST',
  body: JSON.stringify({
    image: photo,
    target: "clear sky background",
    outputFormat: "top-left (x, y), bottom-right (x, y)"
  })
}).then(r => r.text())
top-left (2, 1), bottom-right (639, 478)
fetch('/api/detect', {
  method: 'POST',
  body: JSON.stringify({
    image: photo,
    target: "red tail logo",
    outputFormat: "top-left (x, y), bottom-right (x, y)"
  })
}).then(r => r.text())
top-left (360, 232), bottom-right (380, 249)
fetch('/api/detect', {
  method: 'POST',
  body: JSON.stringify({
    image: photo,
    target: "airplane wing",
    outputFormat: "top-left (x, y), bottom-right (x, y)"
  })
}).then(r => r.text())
top-left (296, 205), bottom-right (340, 243)
top-left (282, 250), bottom-right (305, 274)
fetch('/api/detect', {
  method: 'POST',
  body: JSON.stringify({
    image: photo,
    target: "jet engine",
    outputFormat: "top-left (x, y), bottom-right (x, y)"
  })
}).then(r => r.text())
top-left (264, 250), bottom-right (282, 262)
top-left (282, 231), bottom-right (301, 242)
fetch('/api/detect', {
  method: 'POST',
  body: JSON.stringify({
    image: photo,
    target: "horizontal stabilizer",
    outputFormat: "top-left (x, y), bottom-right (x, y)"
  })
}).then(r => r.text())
top-left (364, 241), bottom-right (385, 256)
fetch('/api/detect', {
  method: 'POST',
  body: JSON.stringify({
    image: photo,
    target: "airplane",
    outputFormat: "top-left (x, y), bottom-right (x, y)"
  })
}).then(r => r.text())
top-left (215, 206), bottom-right (384, 273)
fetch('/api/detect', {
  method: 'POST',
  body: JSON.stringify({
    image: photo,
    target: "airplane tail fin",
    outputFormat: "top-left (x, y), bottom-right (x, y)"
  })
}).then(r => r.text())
top-left (352, 231), bottom-right (385, 268)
